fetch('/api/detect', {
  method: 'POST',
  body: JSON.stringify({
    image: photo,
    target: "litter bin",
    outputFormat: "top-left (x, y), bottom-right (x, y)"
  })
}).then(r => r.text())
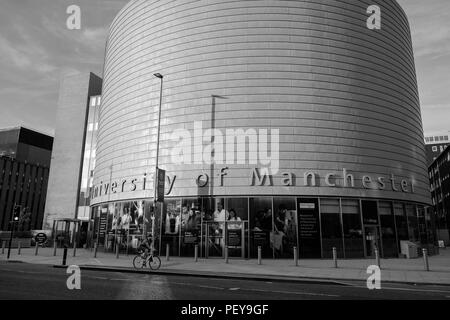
top-left (400, 241), bottom-right (418, 259)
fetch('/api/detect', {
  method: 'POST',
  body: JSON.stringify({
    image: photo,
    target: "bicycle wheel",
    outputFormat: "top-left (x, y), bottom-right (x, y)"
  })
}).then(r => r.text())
top-left (148, 255), bottom-right (161, 270)
top-left (133, 255), bottom-right (145, 269)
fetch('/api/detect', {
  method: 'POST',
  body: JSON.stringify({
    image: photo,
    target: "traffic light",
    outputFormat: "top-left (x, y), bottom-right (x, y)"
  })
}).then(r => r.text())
top-left (13, 205), bottom-right (21, 222)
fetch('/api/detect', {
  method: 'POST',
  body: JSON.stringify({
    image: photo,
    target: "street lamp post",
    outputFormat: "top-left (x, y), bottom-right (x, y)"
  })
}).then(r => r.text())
top-left (152, 73), bottom-right (164, 251)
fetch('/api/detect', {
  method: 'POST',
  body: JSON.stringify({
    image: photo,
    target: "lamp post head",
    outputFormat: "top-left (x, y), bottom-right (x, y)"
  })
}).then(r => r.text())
top-left (154, 73), bottom-right (163, 79)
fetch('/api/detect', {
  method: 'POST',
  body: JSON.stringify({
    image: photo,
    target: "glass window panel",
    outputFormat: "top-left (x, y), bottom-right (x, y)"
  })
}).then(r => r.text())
top-left (104, 203), bottom-right (115, 252)
top-left (379, 201), bottom-right (398, 257)
top-left (161, 199), bottom-right (181, 257)
top-left (394, 203), bottom-right (408, 241)
top-left (225, 198), bottom-right (249, 258)
top-left (342, 199), bottom-right (364, 258)
top-left (249, 198), bottom-right (273, 258)
top-left (417, 206), bottom-right (428, 244)
top-left (181, 198), bottom-right (202, 256)
top-left (406, 204), bottom-right (419, 242)
top-left (361, 200), bottom-right (379, 225)
top-left (225, 198), bottom-right (248, 221)
top-left (273, 198), bottom-right (297, 258)
top-left (320, 198), bottom-right (343, 258)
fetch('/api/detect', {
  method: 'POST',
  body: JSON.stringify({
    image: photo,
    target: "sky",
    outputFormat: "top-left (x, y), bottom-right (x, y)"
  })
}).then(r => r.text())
top-left (0, 0), bottom-right (449, 137)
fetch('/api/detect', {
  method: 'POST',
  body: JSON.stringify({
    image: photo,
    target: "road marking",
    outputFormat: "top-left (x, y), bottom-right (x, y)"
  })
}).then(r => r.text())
top-left (15, 270), bottom-right (51, 276)
top-left (85, 276), bottom-right (109, 280)
top-left (229, 288), bottom-right (240, 291)
top-left (348, 284), bottom-right (450, 295)
top-left (169, 281), bottom-right (225, 290)
top-left (247, 288), bottom-right (340, 297)
top-left (197, 285), bottom-right (225, 290)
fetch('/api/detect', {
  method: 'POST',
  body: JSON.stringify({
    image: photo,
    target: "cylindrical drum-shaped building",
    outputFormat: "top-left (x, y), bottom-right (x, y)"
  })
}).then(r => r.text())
top-left (91, 0), bottom-right (433, 259)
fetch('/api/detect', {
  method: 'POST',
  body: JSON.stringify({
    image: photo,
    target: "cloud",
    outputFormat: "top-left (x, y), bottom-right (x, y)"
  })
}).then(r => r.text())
top-left (0, 0), bottom-right (449, 135)
top-left (82, 27), bottom-right (109, 41)
top-left (0, 34), bottom-right (32, 68)
top-left (398, 0), bottom-right (450, 59)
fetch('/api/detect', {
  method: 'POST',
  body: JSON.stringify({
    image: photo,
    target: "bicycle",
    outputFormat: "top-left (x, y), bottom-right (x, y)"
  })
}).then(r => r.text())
top-left (133, 249), bottom-right (161, 270)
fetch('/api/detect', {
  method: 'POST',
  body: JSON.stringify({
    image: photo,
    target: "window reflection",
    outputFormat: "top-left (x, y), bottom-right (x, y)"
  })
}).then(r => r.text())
top-left (394, 203), bottom-right (408, 242)
top-left (89, 196), bottom-right (433, 259)
top-left (161, 199), bottom-right (181, 257)
top-left (406, 204), bottom-right (419, 242)
top-left (320, 199), bottom-right (343, 258)
top-left (342, 199), bottom-right (364, 258)
top-left (225, 198), bottom-right (249, 258)
top-left (273, 198), bottom-right (297, 258)
top-left (181, 198), bottom-right (202, 256)
top-left (249, 198), bottom-right (273, 258)
top-left (379, 201), bottom-right (398, 258)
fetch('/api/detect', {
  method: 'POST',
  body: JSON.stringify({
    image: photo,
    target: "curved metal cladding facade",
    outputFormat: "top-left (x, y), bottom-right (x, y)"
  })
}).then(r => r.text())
top-left (92, 0), bottom-right (430, 206)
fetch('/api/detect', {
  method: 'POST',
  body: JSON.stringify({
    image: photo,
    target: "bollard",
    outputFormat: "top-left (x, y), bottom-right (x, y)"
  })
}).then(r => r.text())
top-left (116, 243), bottom-right (120, 259)
top-left (333, 247), bottom-right (338, 268)
top-left (35, 243), bottom-right (39, 256)
top-left (2, 241), bottom-right (5, 254)
top-left (423, 248), bottom-right (430, 271)
top-left (293, 247), bottom-right (298, 266)
top-left (257, 246), bottom-right (262, 265)
top-left (73, 242), bottom-right (77, 257)
top-left (166, 243), bottom-right (170, 261)
top-left (62, 246), bottom-right (68, 266)
top-left (53, 241), bottom-right (57, 256)
top-left (225, 246), bottom-right (229, 264)
top-left (18, 242), bottom-right (21, 255)
top-left (375, 246), bottom-right (381, 269)
top-left (94, 242), bottom-right (98, 258)
top-left (194, 245), bottom-right (198, 262)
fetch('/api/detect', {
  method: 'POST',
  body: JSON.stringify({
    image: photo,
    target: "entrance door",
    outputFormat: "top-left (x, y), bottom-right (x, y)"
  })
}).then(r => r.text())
top-left (365, 226), bottom-right (380, 258)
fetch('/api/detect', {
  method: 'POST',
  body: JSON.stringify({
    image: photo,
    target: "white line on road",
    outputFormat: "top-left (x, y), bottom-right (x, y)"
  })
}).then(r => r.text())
top-left (346, 284), bottom-right (450, 295)
top-left (196, 285), bottom-right (226, 290)
top-left (247, 288), bottom-right (340, 297)
top-left (85, 276), bottom-right (110, 280)
top-left (109, 278), bottom-right (130, 281)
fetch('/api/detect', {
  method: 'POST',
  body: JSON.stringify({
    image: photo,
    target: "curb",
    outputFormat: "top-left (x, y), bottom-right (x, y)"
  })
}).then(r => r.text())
top-left (51, 264), bottom-right (450, 287)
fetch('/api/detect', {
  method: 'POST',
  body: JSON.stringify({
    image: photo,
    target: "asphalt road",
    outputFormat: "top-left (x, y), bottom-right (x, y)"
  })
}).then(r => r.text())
top-left (1, 262), bottom-right (450, 300)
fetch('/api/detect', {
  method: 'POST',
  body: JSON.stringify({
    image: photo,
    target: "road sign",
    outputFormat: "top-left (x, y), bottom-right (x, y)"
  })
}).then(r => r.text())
top-left (35, 233), bottom-right (48, 245)
top-left (156, 168), bottom-right (165, 202)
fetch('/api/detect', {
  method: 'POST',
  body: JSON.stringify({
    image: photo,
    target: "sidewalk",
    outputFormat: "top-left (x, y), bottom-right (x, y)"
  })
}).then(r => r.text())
top-left (2, 246), bottom-right (450, 285)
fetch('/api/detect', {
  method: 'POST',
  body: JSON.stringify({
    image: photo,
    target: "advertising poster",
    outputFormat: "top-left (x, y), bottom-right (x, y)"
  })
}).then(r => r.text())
top-left (297, 198), bottom-right (321, 258)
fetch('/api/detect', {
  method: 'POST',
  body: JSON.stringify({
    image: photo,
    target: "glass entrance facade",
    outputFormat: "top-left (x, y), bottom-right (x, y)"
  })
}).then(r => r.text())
top-left (91, 196), bottom-right (436, 259)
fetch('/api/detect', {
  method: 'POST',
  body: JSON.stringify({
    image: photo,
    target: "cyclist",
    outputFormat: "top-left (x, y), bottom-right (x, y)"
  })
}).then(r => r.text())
top-left (133, 235), bottom-right (161, 270)
top-left (138, 236), bottom-right (153, 257)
